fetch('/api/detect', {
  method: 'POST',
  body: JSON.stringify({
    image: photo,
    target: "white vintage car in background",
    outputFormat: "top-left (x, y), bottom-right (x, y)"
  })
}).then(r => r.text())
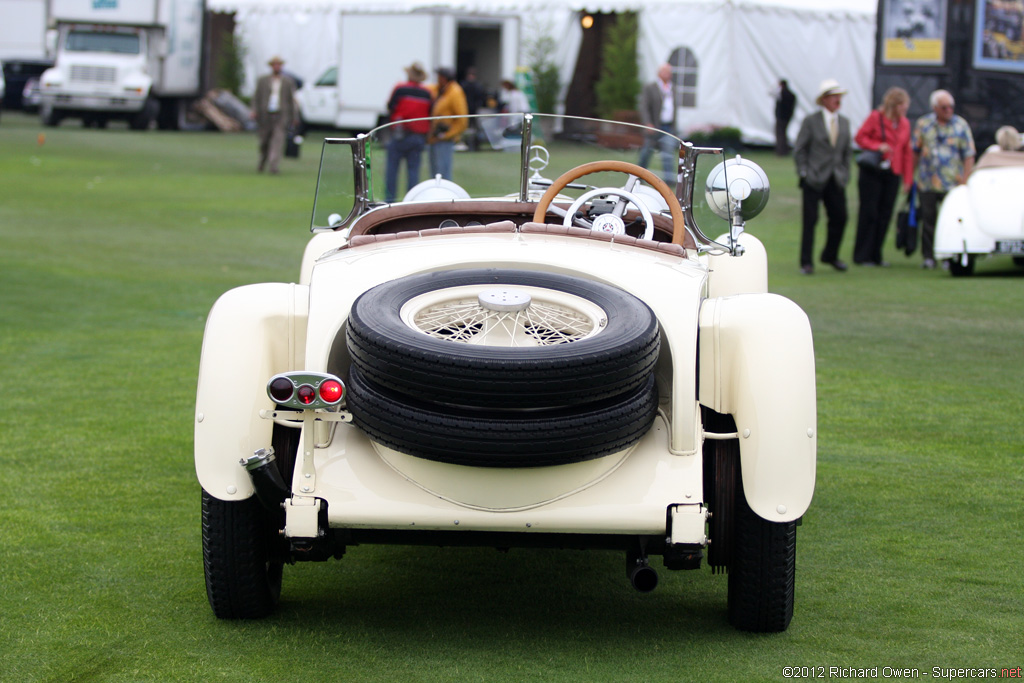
top-left (935, 146), bottom-right (1024, 276)
top-left (195, 113), bottom-right (817, 632)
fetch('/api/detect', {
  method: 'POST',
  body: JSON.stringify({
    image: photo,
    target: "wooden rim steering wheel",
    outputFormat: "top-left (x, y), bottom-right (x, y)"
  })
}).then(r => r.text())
top-left (531, 160), bottom-right (687, 245)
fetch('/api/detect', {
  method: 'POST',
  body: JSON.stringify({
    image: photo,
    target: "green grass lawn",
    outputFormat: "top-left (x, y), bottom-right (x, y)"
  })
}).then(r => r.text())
top-left (1, 111), bottom-right (1022, 682)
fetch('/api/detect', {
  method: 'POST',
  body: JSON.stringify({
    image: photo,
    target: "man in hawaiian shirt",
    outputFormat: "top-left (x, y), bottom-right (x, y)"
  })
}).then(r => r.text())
top-left (912, 89), bottom-right (975, 269)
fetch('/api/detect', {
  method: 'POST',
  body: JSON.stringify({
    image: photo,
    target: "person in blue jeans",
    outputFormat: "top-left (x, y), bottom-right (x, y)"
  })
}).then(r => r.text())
top-left (638, 63), bottom-right (678, 185)
top-left (385, 62), bottom-right (433, 203)
top-left (428, 67), bottom-right (468, 181)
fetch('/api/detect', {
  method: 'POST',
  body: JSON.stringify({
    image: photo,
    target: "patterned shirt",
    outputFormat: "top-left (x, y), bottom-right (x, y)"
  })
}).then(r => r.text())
top-left (912, 113), bottom-right (975, 192)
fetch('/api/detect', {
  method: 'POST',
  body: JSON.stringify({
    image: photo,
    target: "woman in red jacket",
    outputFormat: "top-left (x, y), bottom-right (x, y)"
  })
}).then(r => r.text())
top-left (853, 87), bottom-right (913, 266)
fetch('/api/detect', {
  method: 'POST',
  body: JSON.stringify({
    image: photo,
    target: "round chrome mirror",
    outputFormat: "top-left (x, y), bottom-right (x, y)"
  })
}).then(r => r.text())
top-left (704, 156), bottom-right (770, 221)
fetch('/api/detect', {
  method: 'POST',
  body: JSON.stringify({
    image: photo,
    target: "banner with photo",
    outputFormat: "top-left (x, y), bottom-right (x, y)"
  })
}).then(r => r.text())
top-left (974, 0), bottom-right (1024, 73)
top-left (881, 0), bottom-right (947, 65)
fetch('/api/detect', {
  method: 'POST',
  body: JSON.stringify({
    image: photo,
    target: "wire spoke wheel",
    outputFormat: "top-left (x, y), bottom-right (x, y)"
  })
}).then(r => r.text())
top-left (401, 285), bottom-right (606, 347)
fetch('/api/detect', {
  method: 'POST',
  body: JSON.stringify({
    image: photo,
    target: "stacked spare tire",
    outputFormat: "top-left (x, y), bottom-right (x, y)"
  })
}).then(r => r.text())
top-left (344, 269), bottom-right (661, 467)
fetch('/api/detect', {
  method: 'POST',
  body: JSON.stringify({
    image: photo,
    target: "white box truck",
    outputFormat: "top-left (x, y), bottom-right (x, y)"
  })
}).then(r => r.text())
top-left (298, 9), bottom-right (519, 131)
top-left (39, 0), bottom-right (204, 129)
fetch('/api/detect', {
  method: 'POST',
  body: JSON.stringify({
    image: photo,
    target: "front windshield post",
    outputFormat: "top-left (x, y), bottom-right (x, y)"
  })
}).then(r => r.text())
top-left (352, 134), bottom-right (372, 215)
top-left (680, 143), bottom-right (723, 249)
top-left (519, 114), bottom-right (533, 202)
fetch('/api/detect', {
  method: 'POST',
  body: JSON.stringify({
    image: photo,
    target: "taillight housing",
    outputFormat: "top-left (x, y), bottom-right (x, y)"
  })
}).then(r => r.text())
top-left (266, 372), bottom-right (345, 409)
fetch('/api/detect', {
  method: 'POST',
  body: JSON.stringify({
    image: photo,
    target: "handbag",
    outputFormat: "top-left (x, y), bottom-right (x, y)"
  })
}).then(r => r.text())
top-left (856, 149), bottom-right (883, 168)
top-left (895, 184), bottom-right (918, 256)
top-left (285, 127), bottom-right (301, 159)
top-left (856, 111), bottom-right (887, 169)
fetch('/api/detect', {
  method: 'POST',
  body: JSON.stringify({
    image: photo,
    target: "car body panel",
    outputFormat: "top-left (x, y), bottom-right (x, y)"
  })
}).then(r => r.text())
top-left (194, 282), bottom-right (308, 500)
top-left (698, 294), bottom-right (817, 521)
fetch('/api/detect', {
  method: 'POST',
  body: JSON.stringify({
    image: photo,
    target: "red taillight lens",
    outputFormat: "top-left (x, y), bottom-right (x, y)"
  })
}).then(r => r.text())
top-left (269, 377), bottom-right (294, 403)
top-left (296, 385), bottom-right (316, 405)
top-left (319, 379), bottom-right (343, 404)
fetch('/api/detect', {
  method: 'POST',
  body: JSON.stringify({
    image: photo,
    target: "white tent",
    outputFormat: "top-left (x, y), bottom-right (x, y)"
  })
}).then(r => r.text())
top-left (210, 0), bottom-right (877, 144)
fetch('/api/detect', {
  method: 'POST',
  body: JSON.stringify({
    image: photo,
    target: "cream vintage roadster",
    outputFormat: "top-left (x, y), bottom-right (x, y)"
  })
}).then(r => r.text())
top-left (935, 145), bottom-right (1024, 276)
top-left (194, 113), bottom-right (816, 632)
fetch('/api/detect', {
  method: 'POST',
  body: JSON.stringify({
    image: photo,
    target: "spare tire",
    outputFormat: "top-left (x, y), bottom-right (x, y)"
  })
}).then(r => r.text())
top-left (346, 365), bottom-right (659, 468)
top-left (346, 269), bottom-right (659, 409)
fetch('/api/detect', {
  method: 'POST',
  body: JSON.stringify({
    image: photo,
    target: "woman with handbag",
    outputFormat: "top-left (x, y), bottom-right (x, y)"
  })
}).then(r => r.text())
top-left (852, 87), bottom-right (914, 266)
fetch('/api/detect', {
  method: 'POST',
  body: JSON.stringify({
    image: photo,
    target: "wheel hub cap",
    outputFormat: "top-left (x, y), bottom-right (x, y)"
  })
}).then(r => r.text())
top-left (477, 288), bottom-right (532, 312)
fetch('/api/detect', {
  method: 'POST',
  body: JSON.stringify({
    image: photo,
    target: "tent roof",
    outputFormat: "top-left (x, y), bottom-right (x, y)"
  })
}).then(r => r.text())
top-left (210, 0), bottom-right (875, 16)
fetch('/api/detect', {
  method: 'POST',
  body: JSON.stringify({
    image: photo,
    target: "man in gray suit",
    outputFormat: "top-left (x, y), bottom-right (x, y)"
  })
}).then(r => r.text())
top-left (638, 63), bottom-right (678, 184)
top-left (252, 56), bottom-right (298, 174)
top-left (794, 79), bottom-right (853, 274)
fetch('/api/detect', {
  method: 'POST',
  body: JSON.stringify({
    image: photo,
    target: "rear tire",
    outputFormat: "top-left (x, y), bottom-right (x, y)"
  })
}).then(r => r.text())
top-left (948, 255), bottom-right (975, 277)
top-left (726, 480), bottom-right (797, 633)
top-left (201, 489), bottom-right (283, 619)
top-left (200, 423), bottom-right (296, 619)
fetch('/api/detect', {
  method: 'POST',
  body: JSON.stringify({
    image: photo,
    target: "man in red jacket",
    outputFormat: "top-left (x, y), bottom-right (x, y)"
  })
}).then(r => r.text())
top-left (385, 62), bottom-right (433, 202)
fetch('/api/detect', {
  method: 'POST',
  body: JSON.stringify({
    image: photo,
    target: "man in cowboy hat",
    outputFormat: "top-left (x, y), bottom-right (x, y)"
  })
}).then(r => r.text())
top-left (384, 61), bottom-right (434, 202)
top-left (794, 78), bottom-right (853, 274)
top-left (252, 55), bottom-right (299, 174)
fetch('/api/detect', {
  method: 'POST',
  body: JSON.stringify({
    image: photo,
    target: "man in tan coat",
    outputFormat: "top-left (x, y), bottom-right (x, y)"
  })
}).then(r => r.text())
top-left (252, 56), bottom-right (298, 174)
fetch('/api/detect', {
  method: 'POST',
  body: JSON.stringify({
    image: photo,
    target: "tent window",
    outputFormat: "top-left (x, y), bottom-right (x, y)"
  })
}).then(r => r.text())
top-left (668, 47), bottom-right (697, 109)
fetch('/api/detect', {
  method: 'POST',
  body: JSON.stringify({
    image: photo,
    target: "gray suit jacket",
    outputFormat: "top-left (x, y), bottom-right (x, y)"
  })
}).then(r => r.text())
top-left (794, 110), bottom-right (852, 190)
top-left (639, 80), bottom-right (676, 129)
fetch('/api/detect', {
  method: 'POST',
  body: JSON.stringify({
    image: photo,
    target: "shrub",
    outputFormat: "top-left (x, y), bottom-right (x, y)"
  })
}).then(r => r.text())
top-left (524, 22), bottom-right (561, 114)
top-left (594, 13), bottom-right (641, 119)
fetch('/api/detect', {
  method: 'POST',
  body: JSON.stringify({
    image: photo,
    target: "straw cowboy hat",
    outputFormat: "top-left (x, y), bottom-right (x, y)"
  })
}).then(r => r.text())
top-left (267, 55), bottom-right (285, 66)
top-left (815, 79), bottom-right (847, 105)
top-left (404, 61), bottom-right (427, 83)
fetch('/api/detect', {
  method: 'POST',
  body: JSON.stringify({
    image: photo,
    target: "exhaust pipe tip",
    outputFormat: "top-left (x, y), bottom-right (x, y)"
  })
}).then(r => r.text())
top-left (628, 563), bottom-right (659, 592)
top-left (240, 447), bottom-right (289, 510)
top-left (627, 550), bottom-right (658, 592)
top-left (241, 447), bottom-right (277, 471)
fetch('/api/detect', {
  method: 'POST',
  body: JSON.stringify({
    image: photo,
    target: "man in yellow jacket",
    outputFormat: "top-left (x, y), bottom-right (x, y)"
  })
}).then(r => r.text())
top-left (429, 67), bottom-right (468, 180)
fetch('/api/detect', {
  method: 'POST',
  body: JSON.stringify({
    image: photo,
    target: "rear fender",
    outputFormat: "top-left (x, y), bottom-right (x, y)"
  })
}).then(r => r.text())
top-left (195, 283), bottom-right (309, 500)
top-left (934, 184), bottom-right (995, 257)
top-left (698, 294), bottom-right (816, 522)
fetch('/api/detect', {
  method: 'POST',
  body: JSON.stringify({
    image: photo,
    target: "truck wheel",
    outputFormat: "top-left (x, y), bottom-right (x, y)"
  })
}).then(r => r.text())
top-left (201, 489), bottom-right (283, 619)
top-left (129, 98), bottom-right (158, 130)
top-left (346, 269), bottom-right (659, 409)
top-left (726, 478), bottom-right (797, 633)
top-left (346, 365), bottom-right (658, 468)
top-left (41, 105), bottom-right (61, 127)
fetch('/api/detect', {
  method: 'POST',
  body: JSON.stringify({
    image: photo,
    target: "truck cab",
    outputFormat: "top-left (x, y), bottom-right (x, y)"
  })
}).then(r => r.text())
top-left (40, 24), bottom-right (156, 129)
